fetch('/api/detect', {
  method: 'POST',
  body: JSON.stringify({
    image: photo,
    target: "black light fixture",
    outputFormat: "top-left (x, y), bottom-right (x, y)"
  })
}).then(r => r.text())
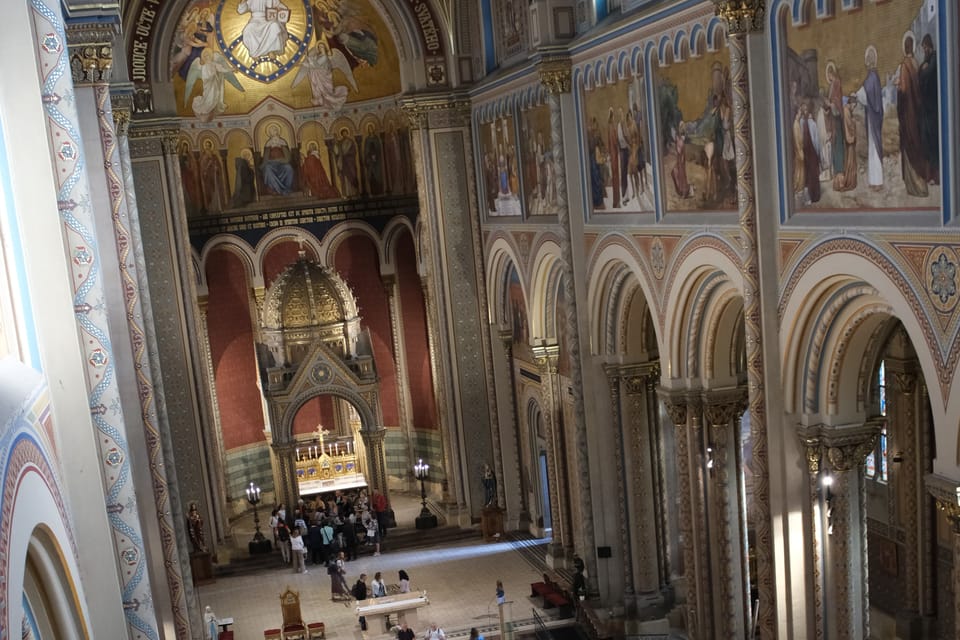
top-left (245, 482), bottom-right (271, 554)
top-left (414, 458), bottom-right (437, 529)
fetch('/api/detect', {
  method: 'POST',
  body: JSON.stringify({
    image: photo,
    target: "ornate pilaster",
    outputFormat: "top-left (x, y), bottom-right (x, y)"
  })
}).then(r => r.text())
top-left (710, 0), bottom-right (772, 636)
top-left (534, 342), bottom-right (565, 559)
top-left (703, 388), bottom-right (749, 639)
top-left (538, 52), bottom-right (597, 591)
top-left (272, 441), bottom-right (299, 509)
top-left (688, 395), bottom-right (713, 640)
top-left (658, 389), bottom-right (698, 639)
top-left (196, 295), bottom-right (227, 525)
top-left (499, 328), bottom-right (529, 522)
top-left (383, 274), bottom-right (415, 484)
top-left (798, 426), bottom-right (826, 640)
top-left (66, 22), bottom-right (116, 85)
top-left (888, 357), bottom-right (920, 612)
top-left (603, 365), bottom-right (633, 601)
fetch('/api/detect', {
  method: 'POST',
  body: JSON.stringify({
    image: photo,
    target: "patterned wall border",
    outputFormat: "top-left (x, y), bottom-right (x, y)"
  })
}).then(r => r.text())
top-left (779, 236), bottom-right (960, 405)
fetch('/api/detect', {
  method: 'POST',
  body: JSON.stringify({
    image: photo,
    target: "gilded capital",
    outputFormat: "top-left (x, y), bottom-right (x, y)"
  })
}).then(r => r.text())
top-left (531, 340), bottom-right (559, 374)
top-left (926, 473), bottom-right (960, 529)
top-left (657, 388), bottom-right (688, 427)
top-left (819, 421), bottom-right (882, 473)
top-left (399, 92), bottom-right (471, 130)
top-left (538, 57), bottom-right (572, 95)
top-left (66, 22), bottom-right (116, 84)
top-left (711, 0), bottom-right (766, 35)
top-left (702, 387), bottom-right (748, 427)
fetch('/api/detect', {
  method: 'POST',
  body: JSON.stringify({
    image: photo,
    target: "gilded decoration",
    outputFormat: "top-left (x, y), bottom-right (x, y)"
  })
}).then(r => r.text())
top-left (711, 0), bottom-right (765, 35)
top-left (261, 254), bottom-right (357, 329)
top-left (170, 0), bottom-right (401, 119)
top-left (537, 57), bottom-right (571, 95)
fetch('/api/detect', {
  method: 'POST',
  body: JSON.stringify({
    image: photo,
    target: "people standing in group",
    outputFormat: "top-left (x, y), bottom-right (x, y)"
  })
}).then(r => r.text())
top-left (320, 518), bottom-right (335, 563)
top-left (269, 508), bottom-right (280, 549)
top-left (344, 511), bottom-right (359, 560)
top-left (371, 571), bottom-right (387, 598)
top-left (277, 519), bottom-right (291, 565)
top-left (363, 510), bottom-right (381, 556)
top-left (397, 622), bottom-right (415, 640)
top-left (371, 489), bottom-right (389, 538)
top-left (398, 569), bottom-right (410, 593)
top-left (307, 520), bottom-right (324, 565)
top-left (290, 527), bottom-right (307, 574)
top-left (496, 580), bottom-right (505, 605)
top-left (424, 622), bottom-right (445, 640)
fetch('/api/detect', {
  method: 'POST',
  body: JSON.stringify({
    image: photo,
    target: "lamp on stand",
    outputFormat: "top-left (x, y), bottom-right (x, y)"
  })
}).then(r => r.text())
top-left (246, 482), bottom-right (271, 554)
top-left (414, 458), bottom-right (437, 529)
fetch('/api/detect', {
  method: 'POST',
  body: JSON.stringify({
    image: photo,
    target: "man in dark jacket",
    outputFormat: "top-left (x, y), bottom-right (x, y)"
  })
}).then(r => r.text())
top-left (353, 574), bottom-right (368, 630)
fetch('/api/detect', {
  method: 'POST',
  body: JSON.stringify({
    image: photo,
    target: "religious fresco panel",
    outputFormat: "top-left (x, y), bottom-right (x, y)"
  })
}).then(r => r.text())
top-left (582, 73), bottom-right (654, 214)
top-left (780, 0), bottom-right (940, 211)
top-left (478, 114), bottom-right (523, 217)
top-left (169, 0), bottom-right (401, 120)
top-left (655, 44), bottom-right (738, 212)
top-left (518, 103), bottom-right (561, 217)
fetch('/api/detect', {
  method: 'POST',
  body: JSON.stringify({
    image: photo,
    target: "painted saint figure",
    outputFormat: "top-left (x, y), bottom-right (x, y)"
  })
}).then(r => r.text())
top-left (200, 139), bottom-right (226, 214)
top-left (334, 128), bottom-right (359, 197)
top-left (237, 0), bottom-right (289, 59)
top-left (301, 141), bottom-right (338, 199)
top-left (363, 123), bottom-right (384, 196)
top-left (292, 40), bottom-right (357, 111)
top-left (895, 31), bottom-right (929, 197)
top-left (855, 46), bottom-right (884, 190)
top-left (261, 124), bottom-right (295, 195)
top-left (917, 34), bottom-right (939, 184)
top-left (184, 49), bottom-right (244, 122)
top-left (232, 148), bottom-right (257, 207)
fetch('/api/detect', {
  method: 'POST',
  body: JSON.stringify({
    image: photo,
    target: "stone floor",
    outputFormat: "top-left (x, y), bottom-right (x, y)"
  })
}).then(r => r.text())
top-left (198, 493), bottom-right (561, 640)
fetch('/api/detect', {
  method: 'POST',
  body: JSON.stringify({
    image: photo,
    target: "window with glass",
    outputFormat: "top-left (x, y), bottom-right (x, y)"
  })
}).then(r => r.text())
top-left (865, 360), bottom-right (888, 482)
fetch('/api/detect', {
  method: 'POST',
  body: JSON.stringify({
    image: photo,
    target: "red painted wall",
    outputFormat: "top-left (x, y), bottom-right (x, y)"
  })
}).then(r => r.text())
top-left (206, 249), bottom-right (264, 449)
top-left (292, 395), bottom-right (336, 436)
top-left (333, 235), bottom-right (399, 426)
top-left (396, 230), bottom-right (437, 429)
top-left (263, 241), bottom-right (316, 287)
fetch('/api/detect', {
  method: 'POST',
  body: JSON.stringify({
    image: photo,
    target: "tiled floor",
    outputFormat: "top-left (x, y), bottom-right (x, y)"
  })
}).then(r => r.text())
top-left (198, 494), bottom-right (555, 640)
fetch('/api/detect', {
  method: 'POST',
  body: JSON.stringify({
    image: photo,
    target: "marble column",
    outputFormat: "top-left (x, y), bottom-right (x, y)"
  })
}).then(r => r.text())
top-left (710, 1), bottom-right (776, 636)
top-left (362, 427), bottom-right (389, 496)
top-left (538, 53), bottom-right (598, 589)
top-left (499, 329), bottom-right (530, 525)
top-left (603, 365), bottom-right (634, 605)
top-left (658, 389), bottom-right (700, 638)
top-left (383, 273), bottom-right (415, 484)
top-left (196, 294), bottom-right (229, 519)
top-left (703, 388), bottom-right (749, 639)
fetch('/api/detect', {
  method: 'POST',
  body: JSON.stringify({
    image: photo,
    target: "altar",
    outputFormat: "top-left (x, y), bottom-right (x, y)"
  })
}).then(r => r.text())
top-left (295, 427), bottom-right (367, 497)
top-left (356, 592), bottom-right (430, 633)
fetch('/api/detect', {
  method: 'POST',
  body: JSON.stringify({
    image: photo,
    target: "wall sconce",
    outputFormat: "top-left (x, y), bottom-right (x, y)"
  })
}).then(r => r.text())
top-left (892, 451), bottom-right (904, 464)
top-left (821, 473), bottom-right (834, 536)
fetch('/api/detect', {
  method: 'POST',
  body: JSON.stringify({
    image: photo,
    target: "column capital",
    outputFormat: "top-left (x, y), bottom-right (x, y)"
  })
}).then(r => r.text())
top-left (798, 420), bottom-right (882, 475)
top-left (65, 22), bottom-right (117, 84)
top-left (711, 0), bottom-right (766, 35)
top-left (926, 473), bottom-right (960, 531)
top-left (531, 339), bottom-right (560, 374)
top-left (399, 91), bottom-right (472, 130)
top-left (657, 387), bottom-right (689, 427)
top-left (110, 89), bottom-right (133, 136)
top-left (605, 361), bottom-right (659, 395)
top-left (497, 326), bottom-right (513, 347)
top-left (360, 426), bottom-right (387, 445)
top-left (701, 386), bottom-right (748, 427)
top-left (128, 119), bottom-right (181, 157)
top-left (537, 54), bottom-right (572, 95)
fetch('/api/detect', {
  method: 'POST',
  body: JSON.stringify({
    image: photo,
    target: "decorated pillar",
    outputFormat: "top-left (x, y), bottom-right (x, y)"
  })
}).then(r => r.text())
top-left (361, 427), bottom-right (389, 496)
top-left (400, 93), bottom-right (500, 522)
top-left (47, 20), bottom-right (166, 638)
top-left (603, 365), bottom-right (634, 603)
top-left (709, 1), bottom-right (775, 636)
top-left (196, 294), bottom-right (229, 526)
top-left (802, 423), bottom-right (881, 640)
top-left (534, 342), bottom-right (566, 559)
top-left (658, 389), bottom-right (700, 638)
top-left (703, 388), bottom-right (749, 639)
top-left (499, 328), bottom-right (529, 524)
top-left (383, 273), bottom-right (415, 481)
top-left (926, 474), bottom-right (960, 639)
top-left (538, 51), bottom-right (598, 590)
top-left (272, 441), bottom-right (299, 510)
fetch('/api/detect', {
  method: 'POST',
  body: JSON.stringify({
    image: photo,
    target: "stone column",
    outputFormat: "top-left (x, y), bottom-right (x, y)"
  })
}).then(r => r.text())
top-left (272, 441), bottom-right (299, 510)
top-left (703, 388), bottom-right (749, 639)
top-left (658, 389), bottom-right (700, 638)
top-left (926, 474), bottom-right (960, 640)
top-left (401, 94), bottom-right (500, 522)
top-left (603, 365), bottom-right (634, 605)
top-left (499, 329), bottom-right (530, 525)
top-left (624, 365), bottom-right (664, 599)
top-left (362, 427), bottom-right (389, 495)
top-left (534, 343), bottom-right (566, 559)
top-left (196, 295), bottom-right (229, 520)
top-left (798, 426), bottom-right (826, 640)
top-left (813, 423), bottom-right (881, 640)
top-left (538, 52), bottom-right (598, 590)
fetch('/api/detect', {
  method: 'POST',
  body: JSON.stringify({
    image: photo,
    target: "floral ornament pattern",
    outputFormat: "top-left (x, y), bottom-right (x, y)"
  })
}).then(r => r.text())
top-left (650, 236), bottom-right (666, 280)
top-left (930, 250), bottom-right (957, 308)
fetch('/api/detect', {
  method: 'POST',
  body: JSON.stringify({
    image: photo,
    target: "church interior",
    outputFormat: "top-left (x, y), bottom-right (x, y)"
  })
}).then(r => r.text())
top-left (1, 0), bottom-right (959, 638)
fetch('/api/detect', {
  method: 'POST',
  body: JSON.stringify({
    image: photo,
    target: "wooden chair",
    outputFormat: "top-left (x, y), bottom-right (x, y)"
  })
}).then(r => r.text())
top-left (307, 622), bottom-right (326, 639)
top-left (263, 630), bottom-right (281, 640)
top-left (279, 587), bottom-right (307, 640)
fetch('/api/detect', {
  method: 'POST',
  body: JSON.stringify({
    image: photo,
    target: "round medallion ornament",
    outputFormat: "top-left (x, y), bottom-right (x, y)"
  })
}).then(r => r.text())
top-left (311, 362), bottom-right (333, 385)
top-left (650, 236), bottom-right (666, 280)
top-left (215, 0), bottom-right (313, 82)
top-left (928, 245), bottom-right (959, 313)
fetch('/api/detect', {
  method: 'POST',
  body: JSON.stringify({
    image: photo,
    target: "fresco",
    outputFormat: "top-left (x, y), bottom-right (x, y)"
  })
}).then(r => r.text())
top-left (582, 72), bottom-right (654, 213)
top-left (518, 103), bottom-right (560, 216)
top-left (781, 0), bottom-right (940, 210)
top-left (507, 265), bottom-right (530, 347)
top-left (169, 0), bottom-right (401, 119)
top-left (179, 110), bottom-right (415, 217)
top-left (478, 114), bottom-right (523, 217)
top-left (656, 43), bottom-right (738, 212)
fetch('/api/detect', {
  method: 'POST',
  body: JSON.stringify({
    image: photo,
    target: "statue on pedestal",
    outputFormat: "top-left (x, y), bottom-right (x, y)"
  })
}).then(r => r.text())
top-left (188, 501), bottom-right (207, 554)
top-left (481, 464), bottom-right (497, 507)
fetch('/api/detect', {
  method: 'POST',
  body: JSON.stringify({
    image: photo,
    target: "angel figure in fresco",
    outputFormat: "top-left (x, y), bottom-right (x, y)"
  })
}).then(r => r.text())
top-left (169, 7), bottom-right (214, 80)
top-left (292, 40), bottom-right (357, 110)
top-left (184, 48), bottom-right (244, 122)
top-left (312, 0), bottom-right (379, 71)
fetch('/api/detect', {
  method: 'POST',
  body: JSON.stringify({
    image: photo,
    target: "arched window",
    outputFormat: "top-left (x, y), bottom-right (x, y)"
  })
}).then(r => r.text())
top-left (865, 360), bottom-right (888, 482)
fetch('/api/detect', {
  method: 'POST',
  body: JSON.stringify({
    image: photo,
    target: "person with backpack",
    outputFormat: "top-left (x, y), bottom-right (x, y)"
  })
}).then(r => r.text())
top-left (352, 573), bottom-right (369, 630)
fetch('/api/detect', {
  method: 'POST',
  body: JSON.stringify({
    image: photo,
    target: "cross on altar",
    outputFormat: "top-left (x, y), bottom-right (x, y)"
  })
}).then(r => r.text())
top-left (316, 426), bottom-right (330, 449)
